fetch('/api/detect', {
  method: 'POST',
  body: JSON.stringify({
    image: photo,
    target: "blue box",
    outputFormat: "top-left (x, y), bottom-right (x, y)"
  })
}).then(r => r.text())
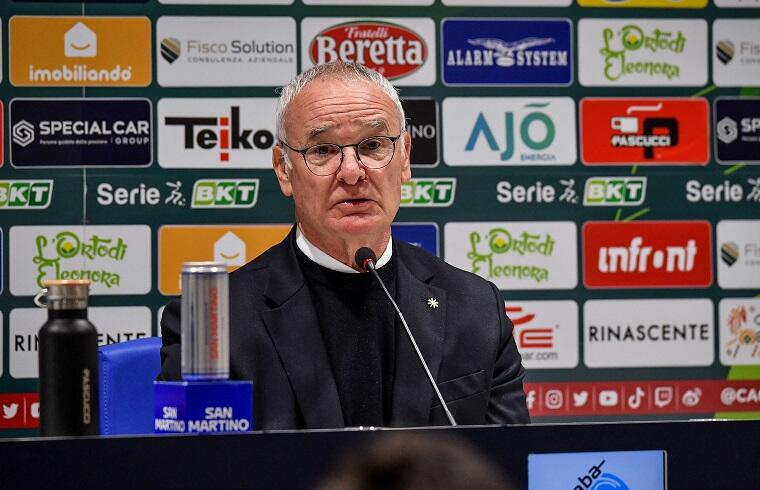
top-left (154, 380), bottom-right (253, 434)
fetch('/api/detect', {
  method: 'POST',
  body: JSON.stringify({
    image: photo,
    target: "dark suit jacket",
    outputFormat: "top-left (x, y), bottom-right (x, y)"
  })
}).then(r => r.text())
top-left (159, 229), bottom-right (529, 429)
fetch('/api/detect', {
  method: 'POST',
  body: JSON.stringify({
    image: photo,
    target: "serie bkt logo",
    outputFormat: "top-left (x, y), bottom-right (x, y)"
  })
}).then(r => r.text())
top-left (583, 221), bottom-right (712, 288)
top-left (581, 98), bottom-right (709, 165)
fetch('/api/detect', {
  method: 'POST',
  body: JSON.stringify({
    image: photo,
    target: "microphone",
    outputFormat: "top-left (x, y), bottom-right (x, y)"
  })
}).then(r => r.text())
top-left (354, 247), bottom-right (457, 427)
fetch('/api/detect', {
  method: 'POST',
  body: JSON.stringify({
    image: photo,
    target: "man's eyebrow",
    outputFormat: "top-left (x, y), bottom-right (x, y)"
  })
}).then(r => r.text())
top-left (306, 124), bottom-right (334, 141)
top-left (364, 119), bottom-right (390, 131)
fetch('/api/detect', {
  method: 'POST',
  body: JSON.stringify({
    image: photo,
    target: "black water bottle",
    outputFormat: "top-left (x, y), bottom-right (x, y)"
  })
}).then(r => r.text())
top-left (38, 280), bottom-right (99, 436)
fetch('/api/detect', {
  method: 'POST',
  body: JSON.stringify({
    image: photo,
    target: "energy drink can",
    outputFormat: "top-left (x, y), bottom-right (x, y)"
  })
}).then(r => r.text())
top-left (181, 262), bottom-right (229, 380)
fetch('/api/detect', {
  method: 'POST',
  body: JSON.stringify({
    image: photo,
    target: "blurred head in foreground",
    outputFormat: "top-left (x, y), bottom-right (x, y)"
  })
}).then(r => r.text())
top-left (316, 432), bottom-right (518, 490)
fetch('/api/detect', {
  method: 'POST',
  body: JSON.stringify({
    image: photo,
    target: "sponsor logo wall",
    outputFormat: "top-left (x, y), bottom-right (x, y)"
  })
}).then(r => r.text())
top-left (0, 0), bottom-right (758, 431)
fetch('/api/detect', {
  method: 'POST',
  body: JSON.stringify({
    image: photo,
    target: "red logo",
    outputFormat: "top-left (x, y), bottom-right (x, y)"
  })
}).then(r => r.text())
top-left (0, 393), bottom-right (39, 429)
top-left (583, 221), bottom-right (712, 288)
top-left (507, 306), bottom-right (554, 349)
top-left (309, 21), bottom-right (427, 80)
top-left (581, 98), bottom-right (709, 166)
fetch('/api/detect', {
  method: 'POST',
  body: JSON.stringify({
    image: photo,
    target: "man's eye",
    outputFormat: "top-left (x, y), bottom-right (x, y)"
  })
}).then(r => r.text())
top-left (361, 139), bottom-right (382, 151)
top-left (313, 145), bottom-right (335, 156)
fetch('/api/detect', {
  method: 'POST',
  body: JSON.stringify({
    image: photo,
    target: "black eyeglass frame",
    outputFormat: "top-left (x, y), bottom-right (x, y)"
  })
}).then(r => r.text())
top-left (278, 133), bottom-right (404, 176)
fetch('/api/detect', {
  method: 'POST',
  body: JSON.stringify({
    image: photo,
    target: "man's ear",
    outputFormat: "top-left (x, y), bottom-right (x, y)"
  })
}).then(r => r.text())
top-left (401, 131), bottom-right (412, 183)
top-left (272, 146), bottom-right (293, 197)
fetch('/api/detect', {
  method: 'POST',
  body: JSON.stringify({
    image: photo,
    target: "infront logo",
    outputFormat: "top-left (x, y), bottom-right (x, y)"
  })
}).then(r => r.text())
top-left (583, 221), bottom-right (712, 288)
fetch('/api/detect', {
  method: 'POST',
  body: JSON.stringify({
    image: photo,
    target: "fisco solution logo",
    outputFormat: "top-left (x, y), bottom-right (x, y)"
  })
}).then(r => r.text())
top-left (9, 16), bottom-right (151, 87)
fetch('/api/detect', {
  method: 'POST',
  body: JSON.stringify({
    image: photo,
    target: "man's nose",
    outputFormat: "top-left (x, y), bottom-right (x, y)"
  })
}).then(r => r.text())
top-left (336, 146), bottom-right (366, 184)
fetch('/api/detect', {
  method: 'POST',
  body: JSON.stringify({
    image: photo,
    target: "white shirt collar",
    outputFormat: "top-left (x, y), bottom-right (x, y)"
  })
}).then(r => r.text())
top-left (295, 226), bottom-right (393, 273)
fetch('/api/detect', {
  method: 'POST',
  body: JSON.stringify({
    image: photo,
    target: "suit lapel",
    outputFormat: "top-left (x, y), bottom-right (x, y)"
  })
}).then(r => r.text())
top-left (260, 230), bottom-right (344, 429)
top-left (391, 251), bottom-right (446, 426)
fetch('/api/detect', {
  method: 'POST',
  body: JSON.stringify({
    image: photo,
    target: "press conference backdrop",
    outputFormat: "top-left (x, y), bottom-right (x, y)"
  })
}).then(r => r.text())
top-left (0, 0), bottom-right (759, 436)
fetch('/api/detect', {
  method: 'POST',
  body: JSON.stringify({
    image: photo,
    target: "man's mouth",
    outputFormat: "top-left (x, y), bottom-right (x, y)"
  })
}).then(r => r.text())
top-left (339, 198), bottom-right (371, 206)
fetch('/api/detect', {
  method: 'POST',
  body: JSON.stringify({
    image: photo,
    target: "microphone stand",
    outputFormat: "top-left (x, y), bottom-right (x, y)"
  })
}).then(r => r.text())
top-left (365, 260), bottom-right (457, 427)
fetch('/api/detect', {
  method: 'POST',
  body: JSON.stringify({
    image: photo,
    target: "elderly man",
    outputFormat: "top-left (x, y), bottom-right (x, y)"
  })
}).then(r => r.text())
top-left (159, 61), bottom-right (529, 429)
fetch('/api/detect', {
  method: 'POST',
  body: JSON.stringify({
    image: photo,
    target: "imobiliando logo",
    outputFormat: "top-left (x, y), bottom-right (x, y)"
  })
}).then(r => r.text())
top-left (578, 18), bottom-right (707, 86)
top-left (583, 221), bottom-right (712, 288)
top-left (444, 221), bottom-right (577, 290)
top-left (9, 16), bottom-right (151, 87)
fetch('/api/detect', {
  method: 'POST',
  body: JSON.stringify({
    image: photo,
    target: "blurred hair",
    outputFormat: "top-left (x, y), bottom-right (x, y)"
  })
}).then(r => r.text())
top-left (315, 432), bottom-right (518, 490)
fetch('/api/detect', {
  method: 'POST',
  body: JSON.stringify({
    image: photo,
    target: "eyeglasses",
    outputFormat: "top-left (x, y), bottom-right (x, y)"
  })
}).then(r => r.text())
top-left (279, 134), bottom-right (403, 176)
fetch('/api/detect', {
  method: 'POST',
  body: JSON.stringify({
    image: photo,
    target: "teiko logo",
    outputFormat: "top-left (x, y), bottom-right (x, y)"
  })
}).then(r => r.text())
top-left (164, 106), bottom-right (274, 162)
top-left (12, 121), bottom-right (35, 147)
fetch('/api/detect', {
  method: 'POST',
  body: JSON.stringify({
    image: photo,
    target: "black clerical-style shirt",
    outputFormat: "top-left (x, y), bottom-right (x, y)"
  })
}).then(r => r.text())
top-left (295, 246), bottom-right (397, 427)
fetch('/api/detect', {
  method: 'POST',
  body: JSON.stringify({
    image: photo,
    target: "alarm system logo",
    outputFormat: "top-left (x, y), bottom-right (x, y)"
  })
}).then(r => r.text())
top-left (580, 98), bottom-right (709, 166)
top-left (9, 16), bottom-right (151, 86)
top-left (158, 225), bottom-right (291, 295)
top-left (583, 221), bottom-right (713, 289)
top-left (715, 98), bottom-right (760, 164)
top-left (713, 20), bottom-right (760, 87)
top-left (391, 223), bottom-right (439, 256)
top-left (301, 17), bottom-right (436, 86)
top-left (156, 17), bottom-right (296, 87)
top-left (158, 98), bottom-right (277, 168)
top-left (9, 99), bottom-right (152, 168)
top-left (441, 18), bottom-right (572, 86)
top-left (578, 19), bottom-right (708, 86)
top-left (442, 97), bottom-right (576, 166)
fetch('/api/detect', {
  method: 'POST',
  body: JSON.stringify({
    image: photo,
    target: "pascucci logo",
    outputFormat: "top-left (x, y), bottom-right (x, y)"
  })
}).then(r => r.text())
top-left (309, 21), bottom-right (426, 80)
top-left (466, 102), bottom-right (558, 162)
top-left (164, 106), bottom-right (274, 162)
top-left (446, 36), bottom-right (568, 68)
top-left (601, 24), bottom-right (686, 81)
top-left (0, 180), bottom-right (53, 209)
top-left (12, 120), bottom-right (35, 147)
top-left (609, 102), bottom-right (678, 159)
top-left (400, 178), bottom-right (455, 207)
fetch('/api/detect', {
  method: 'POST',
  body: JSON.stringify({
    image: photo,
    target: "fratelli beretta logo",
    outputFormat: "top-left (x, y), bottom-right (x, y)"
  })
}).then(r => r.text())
top-left (441, 18), bottom-right (572, 86)
top-left (301, 17), bottom-right (436, 86)
top-left (578, 19), bottom-right (707, 86)
top-left (9, 98), bottom-right (152, 167)
top-left (9, 225), bottom-right (151, 296)
top-left (443, 97), bottom-right (576, 166)
top-left (9, 16), bottom-right (151, 87)
top-left (444, 222), bottom-right (577, 290)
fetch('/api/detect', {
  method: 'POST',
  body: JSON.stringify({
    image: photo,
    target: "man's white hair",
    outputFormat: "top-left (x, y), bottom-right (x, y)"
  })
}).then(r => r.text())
top-left (275, 62), bottom-right (407, 157)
